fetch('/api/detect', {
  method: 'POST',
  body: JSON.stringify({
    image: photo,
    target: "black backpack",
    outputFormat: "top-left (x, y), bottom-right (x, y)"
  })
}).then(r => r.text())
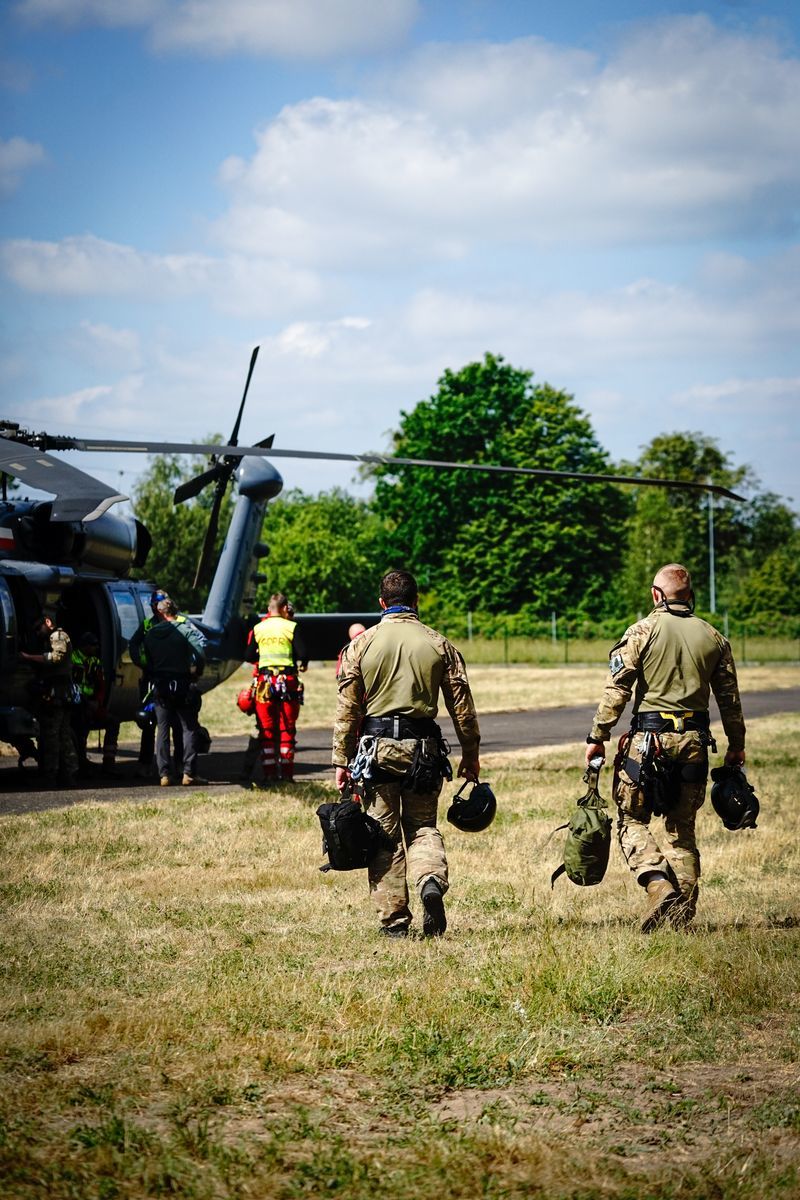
top-left (316, 800), bottom-right (392, 872)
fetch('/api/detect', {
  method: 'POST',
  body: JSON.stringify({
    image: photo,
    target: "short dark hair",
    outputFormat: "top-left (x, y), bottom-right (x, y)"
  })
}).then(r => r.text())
top-left (156, 598), bottom-right (179, 618)
top-left (380, 570), bottom-right (418, 606)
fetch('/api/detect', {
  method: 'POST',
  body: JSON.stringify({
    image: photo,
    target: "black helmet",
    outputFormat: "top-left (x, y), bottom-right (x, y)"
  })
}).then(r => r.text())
top-left (710, 765), bottom-right (759, 830)
top-left (135, 701), bottom-right (156, 731)
top-left (446, 780), bottom-right (497, 832)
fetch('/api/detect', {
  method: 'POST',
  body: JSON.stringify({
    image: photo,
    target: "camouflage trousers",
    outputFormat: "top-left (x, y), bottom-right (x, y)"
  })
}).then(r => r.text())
top-left (615, 729), bottom-right (709, 909)
top-left (37, 703), bottom-right (79, 782)
top-left (364, 780), bottom-right (448, 931)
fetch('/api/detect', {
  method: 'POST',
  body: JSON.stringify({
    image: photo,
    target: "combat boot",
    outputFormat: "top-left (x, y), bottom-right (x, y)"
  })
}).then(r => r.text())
top-left (421, 877), bottom-right (447, 937)
top-left (380, 925), bottom-right (409, 939)
top-left (670, 884), bottom-right (698, 929)
top-left (641, 876), bottom-right (681, 933)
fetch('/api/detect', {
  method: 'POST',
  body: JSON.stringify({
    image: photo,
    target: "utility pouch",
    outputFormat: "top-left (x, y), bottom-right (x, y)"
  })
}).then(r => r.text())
top-left (374, 736), bottom-right (418, 778)
top-left (639, 750), bottom-right (682, 816)
top-left (373, 736), bottom-right (451, 792)
top-left (409, 736), bottom-right (453, 793)
top-left (619, 731), bottom-right (679, 816)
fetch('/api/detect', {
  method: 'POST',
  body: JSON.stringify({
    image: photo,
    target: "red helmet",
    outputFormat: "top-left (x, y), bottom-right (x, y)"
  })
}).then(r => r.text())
top-left (237, 686), bottom-right (256, 715)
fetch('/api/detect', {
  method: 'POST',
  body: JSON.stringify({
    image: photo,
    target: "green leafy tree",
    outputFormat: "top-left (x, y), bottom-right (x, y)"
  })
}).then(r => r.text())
top-left (735, 528), bottom-right (800, 619)
top-left (131, 449), bottom-right (233, 613)
top-left (255, 488), bottom-right (388, 612)
top-left (371, 354), bottom-right (630, 619)
top-left (619, 432), bottom-right (796, 615)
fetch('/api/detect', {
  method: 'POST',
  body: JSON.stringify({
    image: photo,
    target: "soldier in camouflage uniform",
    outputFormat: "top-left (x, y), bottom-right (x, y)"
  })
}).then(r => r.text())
top-left (21, 614), bottom-right (79, 788)
top-left (333, 570), bottom-right (480, 938)
top-left (585, 563), bottom-right (746, 931)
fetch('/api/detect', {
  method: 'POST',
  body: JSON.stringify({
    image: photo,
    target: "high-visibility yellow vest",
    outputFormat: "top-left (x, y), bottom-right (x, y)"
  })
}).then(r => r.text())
top-left (252, 616), bottom-right (297, 670)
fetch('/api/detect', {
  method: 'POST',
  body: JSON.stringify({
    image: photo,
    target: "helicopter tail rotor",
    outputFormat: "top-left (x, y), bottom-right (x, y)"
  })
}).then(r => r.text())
top-left (171, 346), bottom-right (270, 589)
top-left (193, 474), bottom-right (227, 590)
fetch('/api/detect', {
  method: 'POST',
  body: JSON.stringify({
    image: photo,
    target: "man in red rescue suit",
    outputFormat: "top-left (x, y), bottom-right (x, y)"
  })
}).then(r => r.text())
top-left (246, 593), bottom-right (308, 783)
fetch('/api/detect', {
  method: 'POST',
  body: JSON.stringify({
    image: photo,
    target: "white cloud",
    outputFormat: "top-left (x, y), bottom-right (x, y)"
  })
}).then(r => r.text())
top-left (23, 382), bottom-right (116, 427)
top-left (664, 376), bottom-right (800, 498)
top-left (152, 0), bottom-right (419, 57)
top-left (0, 233), bottom-right (323, 314)
top-left (78, 321), bottom-right (143, 369)
top-left (211, 18), bottom-right (800, 266)
top-left (13, 0), bottom-right (419, 57)
top-left (0, 136), bottom-right (45, 195)
top-left (14, 0), bottom-right (161, 28)
top-left (398, 250), bottom-right (800, 372)
top-left (1, 234), bottom-right (209, 294)
top-left (275, 316), bottom-right (370, 358)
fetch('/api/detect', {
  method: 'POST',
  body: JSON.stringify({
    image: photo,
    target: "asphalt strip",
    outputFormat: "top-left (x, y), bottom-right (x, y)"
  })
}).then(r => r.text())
top-left (1, 687), bottom-right (797, 815)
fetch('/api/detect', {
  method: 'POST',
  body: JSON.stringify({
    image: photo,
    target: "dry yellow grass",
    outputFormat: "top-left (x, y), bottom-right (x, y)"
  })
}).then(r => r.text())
top-left (5, 661), bottom-right (796, 756)
top-left (1, 710), bottom-right (798, 1198)
top-left (192, 660), bottom-right (800, 740)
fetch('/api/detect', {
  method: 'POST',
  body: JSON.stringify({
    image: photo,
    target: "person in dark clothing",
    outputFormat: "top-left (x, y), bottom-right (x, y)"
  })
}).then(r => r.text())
top-left (131, 598), bottom-right (207, 786)
top-left (130, 590), bottom-right (183, 778)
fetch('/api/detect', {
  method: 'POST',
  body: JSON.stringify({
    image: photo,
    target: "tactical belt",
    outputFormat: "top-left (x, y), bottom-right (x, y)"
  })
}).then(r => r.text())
top-left (362, 715), bottom-right (441, 741)
top-left (634, 710), bottom-right (710, 734)
top-left (259, 666), bottom-right (297, 675)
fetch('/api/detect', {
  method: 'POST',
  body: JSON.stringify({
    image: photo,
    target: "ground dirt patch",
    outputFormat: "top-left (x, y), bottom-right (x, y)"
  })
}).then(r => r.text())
top-left (433, 1017), bottom-right (800, 1174)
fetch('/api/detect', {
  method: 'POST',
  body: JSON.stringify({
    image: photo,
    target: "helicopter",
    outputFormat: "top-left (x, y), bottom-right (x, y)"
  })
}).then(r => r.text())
top-left (0, 346), bottom-right (745, 755)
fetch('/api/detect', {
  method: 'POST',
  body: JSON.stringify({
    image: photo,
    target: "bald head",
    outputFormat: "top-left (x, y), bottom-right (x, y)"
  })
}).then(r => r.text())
top-left (348, 622), bottom-right (366, 640)
top-left (652, 563), bottom-right (692, 601)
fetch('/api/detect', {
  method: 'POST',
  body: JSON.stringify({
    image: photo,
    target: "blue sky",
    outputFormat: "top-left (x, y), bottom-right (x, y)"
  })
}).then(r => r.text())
top-left (1, 0), bottom-right (798, 512)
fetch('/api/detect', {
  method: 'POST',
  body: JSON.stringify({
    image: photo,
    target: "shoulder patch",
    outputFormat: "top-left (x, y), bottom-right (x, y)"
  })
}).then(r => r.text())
top-left (609, 652), bottom-right (625, 677)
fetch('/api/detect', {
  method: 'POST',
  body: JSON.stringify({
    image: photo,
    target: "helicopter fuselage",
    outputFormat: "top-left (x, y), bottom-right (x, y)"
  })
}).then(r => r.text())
top-left (0, 459), bottom-right (379, 751)
top-left (0, 461), bottom-right (277, 745)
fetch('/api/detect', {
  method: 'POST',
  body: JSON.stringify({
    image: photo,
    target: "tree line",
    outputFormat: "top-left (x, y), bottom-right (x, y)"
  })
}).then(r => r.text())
top-left (133, 354), bottom-right (798, 636)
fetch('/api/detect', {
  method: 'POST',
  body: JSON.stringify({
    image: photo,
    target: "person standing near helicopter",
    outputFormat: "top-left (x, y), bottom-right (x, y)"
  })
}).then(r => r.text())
top-left (133, 597), bottom-right (207, 786)
top-left (245, 593), bottom-right (308, 783)
top-left (20, 613), bottom-right (79, 787)
top-left (130, 590), bottom-right (187, 778)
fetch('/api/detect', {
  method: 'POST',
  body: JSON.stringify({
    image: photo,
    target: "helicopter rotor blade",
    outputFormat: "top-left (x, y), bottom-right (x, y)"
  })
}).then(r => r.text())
top-left (229, 345), bottom-right (259, 448)
top-left (193, 481), bottom-right (226, 590)
top-left (2, 420), bottom-right (745, 503)
top-left (245, 448), bottom-right (747, 502)
top-left (173, 462), bottom-right (230, 505)
top-left (0, 435), bottom-right (128, 521)
top-left (67, 437), bottom-right (276, 457)
top-left (175, 346), bottom-right (262, 509)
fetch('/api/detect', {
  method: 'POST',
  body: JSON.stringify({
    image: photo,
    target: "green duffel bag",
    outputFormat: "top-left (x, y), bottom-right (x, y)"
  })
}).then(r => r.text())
top-left (549, 762), bottom-right (612, 887)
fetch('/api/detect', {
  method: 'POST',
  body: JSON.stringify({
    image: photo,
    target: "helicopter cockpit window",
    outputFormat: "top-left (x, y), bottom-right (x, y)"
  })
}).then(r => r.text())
top-left (108, 586), bottom-right (141, 644)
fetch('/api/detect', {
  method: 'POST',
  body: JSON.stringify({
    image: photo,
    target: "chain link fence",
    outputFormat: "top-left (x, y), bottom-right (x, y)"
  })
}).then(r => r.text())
top-left (440, 611), bottom-right (800, 665)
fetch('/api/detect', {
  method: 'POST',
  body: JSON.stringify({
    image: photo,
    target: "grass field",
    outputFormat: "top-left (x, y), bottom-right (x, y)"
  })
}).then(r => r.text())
top-left (440, 635), bottom-right (800, 666)
top-left (178, 660), bottom-right (800, 743)
top-left (1, 684), bottom-right (798, 1197)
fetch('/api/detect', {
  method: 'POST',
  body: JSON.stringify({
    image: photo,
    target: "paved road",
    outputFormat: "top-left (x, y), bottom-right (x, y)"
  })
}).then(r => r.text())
top-left (2, 687), bottom-right (797, 816)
